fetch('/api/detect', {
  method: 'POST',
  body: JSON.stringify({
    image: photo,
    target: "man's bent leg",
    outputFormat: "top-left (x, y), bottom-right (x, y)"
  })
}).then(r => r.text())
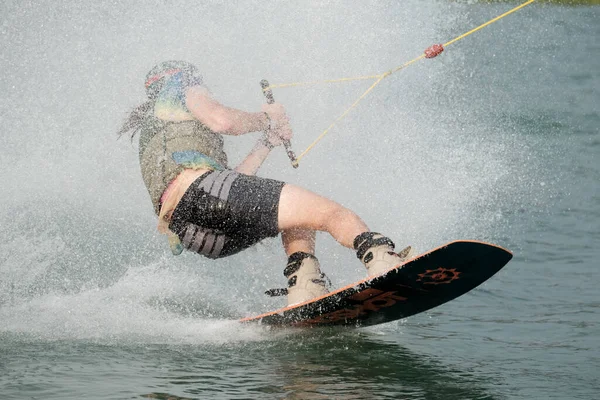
top-left (277, 184), bottom-right (369, 248)
top-left (281, 228), bottom-right (315, 256)
top-left (277, 184), bottom-right (413, 278)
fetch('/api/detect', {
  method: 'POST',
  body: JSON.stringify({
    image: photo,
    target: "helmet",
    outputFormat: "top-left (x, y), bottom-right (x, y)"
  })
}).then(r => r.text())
top-left (144, 60), bottom-right (201, 99)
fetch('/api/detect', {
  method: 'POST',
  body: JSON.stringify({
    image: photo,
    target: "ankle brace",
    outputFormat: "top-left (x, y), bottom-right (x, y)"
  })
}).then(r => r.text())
top-left (284, 252), bottom-right (318, 277)
top-left (353, 232), bottom-right (396, 260)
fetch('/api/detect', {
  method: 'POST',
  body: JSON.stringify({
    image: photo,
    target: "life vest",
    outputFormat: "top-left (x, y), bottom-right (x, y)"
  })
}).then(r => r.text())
top-left (138, 118), bottom-right (228, 215)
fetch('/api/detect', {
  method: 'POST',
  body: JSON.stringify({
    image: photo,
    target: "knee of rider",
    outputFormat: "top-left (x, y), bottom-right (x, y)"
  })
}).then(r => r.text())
top-left (327, 206), bottom-right (358, 225)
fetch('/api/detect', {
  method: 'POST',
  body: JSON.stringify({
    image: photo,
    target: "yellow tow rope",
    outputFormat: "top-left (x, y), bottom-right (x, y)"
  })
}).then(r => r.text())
top-left (265, 0), bottom-right (537, 167)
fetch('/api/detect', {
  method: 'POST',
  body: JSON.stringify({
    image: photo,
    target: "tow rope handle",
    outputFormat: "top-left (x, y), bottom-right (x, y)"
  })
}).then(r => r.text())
top-left (260, 79), bottom-right (299, 168)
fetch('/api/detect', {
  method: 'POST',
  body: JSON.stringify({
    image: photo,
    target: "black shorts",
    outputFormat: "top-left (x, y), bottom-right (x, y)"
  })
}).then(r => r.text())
top-left (169, 170), bottom-right (285, 259)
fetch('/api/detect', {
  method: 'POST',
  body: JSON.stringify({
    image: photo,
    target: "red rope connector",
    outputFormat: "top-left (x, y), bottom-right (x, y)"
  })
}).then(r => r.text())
top-left (424, 44), bottom-right (444, 58)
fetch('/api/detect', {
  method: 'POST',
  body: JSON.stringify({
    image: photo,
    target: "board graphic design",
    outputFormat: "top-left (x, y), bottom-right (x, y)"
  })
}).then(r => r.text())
top-left (241, 240), bottom-right (512, 327)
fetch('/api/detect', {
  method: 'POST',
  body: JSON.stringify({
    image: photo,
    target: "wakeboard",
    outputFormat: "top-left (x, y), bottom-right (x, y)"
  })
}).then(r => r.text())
top-left (241, 240), bottom-right (512, 327)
